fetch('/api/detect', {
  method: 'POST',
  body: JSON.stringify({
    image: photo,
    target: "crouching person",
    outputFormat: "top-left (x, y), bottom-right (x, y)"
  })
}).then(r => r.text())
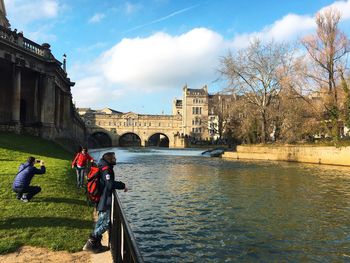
top-left (83, 152), bottom-right (128, 252)
top-left (12, 157), bottom-right (46, 202)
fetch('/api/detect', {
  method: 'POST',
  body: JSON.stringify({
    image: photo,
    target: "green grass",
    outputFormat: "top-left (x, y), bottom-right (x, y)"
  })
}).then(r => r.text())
top-left (0, 132), bottom-right (94, 254)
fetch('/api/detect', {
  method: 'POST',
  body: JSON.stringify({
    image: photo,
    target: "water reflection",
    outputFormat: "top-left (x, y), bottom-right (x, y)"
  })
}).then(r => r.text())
top-left (91, 148), bottom-right (350, 262)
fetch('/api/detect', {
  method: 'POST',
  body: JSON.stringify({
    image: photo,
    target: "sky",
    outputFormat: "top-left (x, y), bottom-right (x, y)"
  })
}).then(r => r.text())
top-left (4, 0), bottom-right (350, 114)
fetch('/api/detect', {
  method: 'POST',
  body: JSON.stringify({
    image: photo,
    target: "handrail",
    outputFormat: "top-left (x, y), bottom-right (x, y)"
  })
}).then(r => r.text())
top-left (110, 191), bottom-right (144, 263)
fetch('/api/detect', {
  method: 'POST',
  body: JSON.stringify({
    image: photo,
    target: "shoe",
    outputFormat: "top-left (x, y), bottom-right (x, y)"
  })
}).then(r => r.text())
top-left (20, 197), bottom-right (29, 202)
top-left (16, 194), bottom-right (22, 200)
top-left (83, 235), bottom-right (103, 253)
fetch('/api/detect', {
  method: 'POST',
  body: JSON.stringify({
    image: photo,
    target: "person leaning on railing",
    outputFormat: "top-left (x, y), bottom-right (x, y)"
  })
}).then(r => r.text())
top-left (83, 152), bottom-right (128, 253)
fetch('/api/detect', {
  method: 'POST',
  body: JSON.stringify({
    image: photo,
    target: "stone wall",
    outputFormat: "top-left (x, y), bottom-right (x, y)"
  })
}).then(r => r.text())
top-left (222, 145), bottom-right (350, 166)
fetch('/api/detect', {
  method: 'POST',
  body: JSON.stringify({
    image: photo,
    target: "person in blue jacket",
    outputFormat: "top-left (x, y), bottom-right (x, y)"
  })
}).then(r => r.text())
top-left (12, 156), bottom-right (46, 202)
top-left (83, 152), bottom-right (128, 252)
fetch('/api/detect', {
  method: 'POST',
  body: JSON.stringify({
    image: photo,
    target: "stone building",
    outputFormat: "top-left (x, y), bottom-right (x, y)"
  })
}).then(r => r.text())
top-left (0, 1), bottom-right (86, 146)
top-left (172, 85), bottom-right (209, 139)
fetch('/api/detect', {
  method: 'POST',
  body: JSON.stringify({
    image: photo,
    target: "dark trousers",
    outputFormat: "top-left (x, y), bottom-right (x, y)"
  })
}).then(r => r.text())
top-left (13, 186), bottom-right (41, 200)
top-left (75, 167), bottom-right (85, 187)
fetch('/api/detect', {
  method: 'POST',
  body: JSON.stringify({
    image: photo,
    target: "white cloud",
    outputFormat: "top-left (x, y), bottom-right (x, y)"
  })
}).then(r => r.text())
top-left (100, 28), bottom-right (225, 88)
top-left (4, 0), bottom-right (60, 24)
top-left (232, 0), bottom-right (350, 49)
top-left (232, 13), bottom-right (316, 49)
top-left (88, 13), bottom-right (106, 24)
top-left (72, 28), bottom-right (228, 108)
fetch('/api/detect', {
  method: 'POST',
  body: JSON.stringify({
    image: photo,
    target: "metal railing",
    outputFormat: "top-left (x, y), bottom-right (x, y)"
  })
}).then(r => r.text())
top-left (110, 191), bottom-right (144, 263)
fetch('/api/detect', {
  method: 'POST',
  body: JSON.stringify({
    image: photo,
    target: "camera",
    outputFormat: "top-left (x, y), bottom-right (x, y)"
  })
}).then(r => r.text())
top-left (36, 159), bottom-right (41, 163)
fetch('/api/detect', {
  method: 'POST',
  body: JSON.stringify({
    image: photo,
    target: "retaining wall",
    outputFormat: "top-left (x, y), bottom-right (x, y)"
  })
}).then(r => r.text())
top-left (222, 145), bottom-right (350, 166)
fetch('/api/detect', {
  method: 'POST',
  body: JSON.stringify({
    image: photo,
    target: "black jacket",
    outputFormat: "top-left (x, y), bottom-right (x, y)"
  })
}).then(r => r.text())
top-left (96, 158), bottom-right (125, 212)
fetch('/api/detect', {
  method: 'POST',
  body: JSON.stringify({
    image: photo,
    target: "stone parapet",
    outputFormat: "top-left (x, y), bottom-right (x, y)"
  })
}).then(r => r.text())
top-left (223, 145), bottom-right (350, 166)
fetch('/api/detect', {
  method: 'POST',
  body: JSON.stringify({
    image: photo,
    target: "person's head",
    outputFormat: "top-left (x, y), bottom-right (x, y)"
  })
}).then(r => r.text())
top-left (81, 147), bottom-right (88, 153)
top-left (102, 152), bottom-right (116, 165)
top-left (27, 156), bottom-right (36, 166)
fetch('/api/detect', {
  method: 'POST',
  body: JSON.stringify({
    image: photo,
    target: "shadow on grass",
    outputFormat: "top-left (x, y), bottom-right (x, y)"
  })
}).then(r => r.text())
top-left (0, 132), bottom-right (72, 160)
top-left (0, 217), bottom-right (92, 230)
top-left (36, 197), bottom-right (88, 206)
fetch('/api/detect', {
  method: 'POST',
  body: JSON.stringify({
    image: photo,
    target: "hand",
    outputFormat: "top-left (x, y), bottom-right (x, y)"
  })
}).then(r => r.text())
top-left (71, 165), bottom-right (74, 169)
top-left (124, 186), bottom-right (128, 192)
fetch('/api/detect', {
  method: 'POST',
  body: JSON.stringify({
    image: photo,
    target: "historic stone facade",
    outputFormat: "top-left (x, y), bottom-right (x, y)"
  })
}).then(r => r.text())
top-left (79, 85), bottom-right (224, 148)
top-left (0, 2), bottom-right (86, 146)
top-left (173, 85), bottom-right (209, 139)
top-left (79, 108), bottom-right (185, 148)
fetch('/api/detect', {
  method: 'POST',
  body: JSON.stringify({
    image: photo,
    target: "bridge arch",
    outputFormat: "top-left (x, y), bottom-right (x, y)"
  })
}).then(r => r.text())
top-left (147, 133), bottom-right (170, 147)
top-left (88, 132), bottom-right (112, 148)
top-left (119, 132), bottom-right (142, 147)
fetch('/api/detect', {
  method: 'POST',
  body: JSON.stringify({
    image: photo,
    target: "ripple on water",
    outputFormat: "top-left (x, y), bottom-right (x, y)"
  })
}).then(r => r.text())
top-left (109, 149), bottom-right (350, 262)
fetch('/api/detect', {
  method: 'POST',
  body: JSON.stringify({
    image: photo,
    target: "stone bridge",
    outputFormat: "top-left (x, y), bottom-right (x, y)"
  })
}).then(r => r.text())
top-left (79, 109), bottom-right (187, 148)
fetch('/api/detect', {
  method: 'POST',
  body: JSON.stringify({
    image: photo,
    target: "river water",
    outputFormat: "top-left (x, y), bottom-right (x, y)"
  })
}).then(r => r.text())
top-left (91, 148), bottom-right (350, 262)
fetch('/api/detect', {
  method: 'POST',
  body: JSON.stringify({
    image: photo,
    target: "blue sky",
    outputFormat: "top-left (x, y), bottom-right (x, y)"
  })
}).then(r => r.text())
top-left (4, 0), bottom-right (350, 114)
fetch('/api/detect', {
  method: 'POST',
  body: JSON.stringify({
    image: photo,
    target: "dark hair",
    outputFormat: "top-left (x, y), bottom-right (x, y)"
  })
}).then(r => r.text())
top-left (82, 147), bottom-right (88, 152)
top-left (27, 156), bottom-right (35, 164)
top-left (102, 152), bottom-right (116, 164)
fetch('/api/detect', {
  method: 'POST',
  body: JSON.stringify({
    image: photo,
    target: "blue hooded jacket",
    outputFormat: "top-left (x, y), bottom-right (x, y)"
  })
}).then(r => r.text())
top-left (12, 162), bottom-right (46, 189)
top-left (96, 158), bottom-right (125, 212)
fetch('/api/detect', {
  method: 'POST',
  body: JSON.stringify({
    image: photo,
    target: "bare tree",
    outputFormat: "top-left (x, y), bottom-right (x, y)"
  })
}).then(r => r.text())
top-left (302, 7), bottom-right (350, 140)
top-left (208, 93), bottom-right (236, 140)
top-left (219, 39), bottom-right (295, 143)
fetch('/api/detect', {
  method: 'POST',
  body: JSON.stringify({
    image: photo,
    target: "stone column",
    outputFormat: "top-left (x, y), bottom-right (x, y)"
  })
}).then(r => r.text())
top-left (33, 74), bottom-right (39, 121)
top-left (41, 75), bottom-right (55, 126)
top-left (55, 88), bottom-right (61, 128)
top-left (12, 67), bottom-right (21, 123)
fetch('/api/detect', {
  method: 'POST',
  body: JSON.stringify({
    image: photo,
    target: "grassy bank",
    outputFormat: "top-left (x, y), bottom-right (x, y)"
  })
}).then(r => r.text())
top-left (0, 132), bottom-right (93, 254)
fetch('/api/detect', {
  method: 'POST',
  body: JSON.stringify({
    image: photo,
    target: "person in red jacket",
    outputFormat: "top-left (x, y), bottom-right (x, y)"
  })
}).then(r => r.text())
top-left (72, 147), bottom-right (94, 188)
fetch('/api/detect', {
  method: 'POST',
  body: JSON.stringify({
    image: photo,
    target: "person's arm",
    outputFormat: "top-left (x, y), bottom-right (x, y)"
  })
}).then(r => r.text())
top-left (72, 153), bottom-right (79, 168)
top-left (87, 153), bottom-right (94, 162)
top-left (32, 165), bottom-right (46, 175)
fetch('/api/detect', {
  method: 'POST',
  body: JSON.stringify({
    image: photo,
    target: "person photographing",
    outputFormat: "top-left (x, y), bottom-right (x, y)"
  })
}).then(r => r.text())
top-left (12, 157), bottom-right (46, 202)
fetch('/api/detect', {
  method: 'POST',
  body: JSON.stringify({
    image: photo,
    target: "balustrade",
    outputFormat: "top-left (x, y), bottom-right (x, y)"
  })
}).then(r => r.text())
top-left (0, 25), bottom-right (45, 57)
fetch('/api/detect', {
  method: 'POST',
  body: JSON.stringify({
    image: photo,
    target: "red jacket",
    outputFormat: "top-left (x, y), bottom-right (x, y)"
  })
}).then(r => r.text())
top-left (72, 152), bottom-right (94, 167)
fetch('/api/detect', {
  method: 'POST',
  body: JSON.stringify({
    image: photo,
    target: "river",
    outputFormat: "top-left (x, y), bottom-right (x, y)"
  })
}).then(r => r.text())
top-left (91, 148), bottom-right (350, 262)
